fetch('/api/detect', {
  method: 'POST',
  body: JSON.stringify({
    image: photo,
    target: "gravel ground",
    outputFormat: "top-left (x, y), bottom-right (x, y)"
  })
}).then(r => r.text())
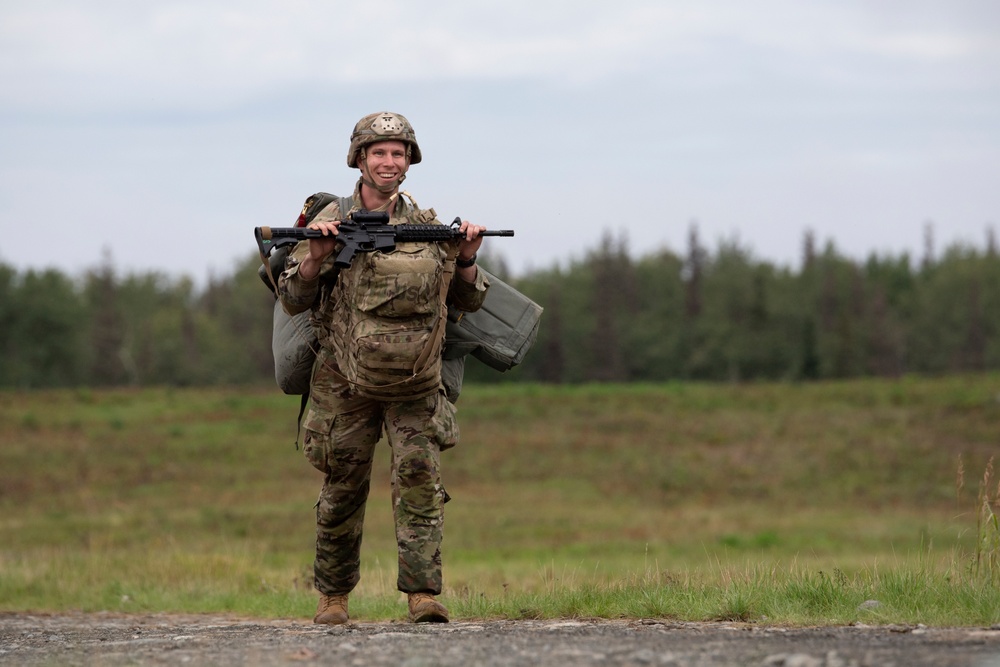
top-left (3, 613), bottom-right (1000, 666)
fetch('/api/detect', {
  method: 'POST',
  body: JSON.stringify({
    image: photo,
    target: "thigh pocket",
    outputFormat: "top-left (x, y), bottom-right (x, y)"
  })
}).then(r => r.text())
top-left (430, 390), bottom-right (460, 451)
top-left (302, 411), bottom-right (335, 474)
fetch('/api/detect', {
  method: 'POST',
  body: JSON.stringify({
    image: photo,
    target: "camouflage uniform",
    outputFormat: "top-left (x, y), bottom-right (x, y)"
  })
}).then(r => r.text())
top-left (278, 181), bottom-right (488, 596)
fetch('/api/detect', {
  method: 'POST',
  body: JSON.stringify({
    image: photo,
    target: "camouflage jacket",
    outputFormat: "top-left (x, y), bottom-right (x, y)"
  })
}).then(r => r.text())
top-left (277, 182), bottom-right (489, 345)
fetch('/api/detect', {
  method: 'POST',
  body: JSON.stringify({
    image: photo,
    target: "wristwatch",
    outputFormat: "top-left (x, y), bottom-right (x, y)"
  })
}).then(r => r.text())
top-left (456, 253), bottom-right (477, 268)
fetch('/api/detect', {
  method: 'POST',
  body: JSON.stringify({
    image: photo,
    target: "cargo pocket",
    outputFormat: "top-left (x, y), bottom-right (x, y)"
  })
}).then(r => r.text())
top-left (431, 389), bottom-right (460, 451)
top-left (302, 410), bottom-right (335, 474)
top-left (356, 247), bottom-right (442, 318)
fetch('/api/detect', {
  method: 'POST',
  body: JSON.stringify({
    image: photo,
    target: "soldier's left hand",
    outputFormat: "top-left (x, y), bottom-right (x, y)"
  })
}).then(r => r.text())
top-left (457, 220), bottom-right (486, 261)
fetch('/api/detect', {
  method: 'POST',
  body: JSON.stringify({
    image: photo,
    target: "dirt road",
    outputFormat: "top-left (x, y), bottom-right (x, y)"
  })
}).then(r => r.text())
top-left (3, 613), bottom-right (1000, 666)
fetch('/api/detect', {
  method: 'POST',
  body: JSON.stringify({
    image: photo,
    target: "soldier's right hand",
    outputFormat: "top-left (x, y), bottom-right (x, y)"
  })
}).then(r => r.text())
top-left (299, 220), bottom-right (341, 280)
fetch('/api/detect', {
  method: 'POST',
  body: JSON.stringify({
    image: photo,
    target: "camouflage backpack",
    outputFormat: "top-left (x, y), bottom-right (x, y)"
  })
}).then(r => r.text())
top-left (324, 204), bottom-right (456, 401)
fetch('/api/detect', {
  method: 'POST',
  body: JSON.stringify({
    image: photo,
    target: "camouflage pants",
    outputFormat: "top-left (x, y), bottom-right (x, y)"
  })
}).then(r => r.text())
top-left (301, 348), bottom-right (458, 596)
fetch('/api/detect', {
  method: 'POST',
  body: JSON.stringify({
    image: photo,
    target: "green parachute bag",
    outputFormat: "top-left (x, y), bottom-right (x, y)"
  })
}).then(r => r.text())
top-left (443, 269), bottom-right (543, 372)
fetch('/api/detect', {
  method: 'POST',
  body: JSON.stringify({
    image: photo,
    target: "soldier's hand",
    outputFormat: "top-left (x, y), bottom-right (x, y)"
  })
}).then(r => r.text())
top-left (299, 220), bottom-right (341, 280)
top-left (456, 220), bottom-right (485, 262)
top-left (307, 220), bottom-right (341, 261)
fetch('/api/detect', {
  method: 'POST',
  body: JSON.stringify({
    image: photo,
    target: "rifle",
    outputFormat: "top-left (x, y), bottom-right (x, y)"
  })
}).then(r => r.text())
top-left (255, 211), bottom-right (514, 270)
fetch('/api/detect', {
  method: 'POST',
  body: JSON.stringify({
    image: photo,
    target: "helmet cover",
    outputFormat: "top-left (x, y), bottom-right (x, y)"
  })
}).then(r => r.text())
top-left (347, 111), bottom-right (422, 168)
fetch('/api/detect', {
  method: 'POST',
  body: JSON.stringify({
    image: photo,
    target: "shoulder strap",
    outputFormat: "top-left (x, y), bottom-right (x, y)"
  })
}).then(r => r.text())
top-left (301, 193), bottom-right (355, 224)
top-left (337, 195), bottom-right (354, 217)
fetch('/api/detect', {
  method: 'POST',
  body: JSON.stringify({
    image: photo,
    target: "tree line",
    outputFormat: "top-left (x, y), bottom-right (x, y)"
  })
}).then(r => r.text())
top-left (3, 225), bottom-right (999, 389)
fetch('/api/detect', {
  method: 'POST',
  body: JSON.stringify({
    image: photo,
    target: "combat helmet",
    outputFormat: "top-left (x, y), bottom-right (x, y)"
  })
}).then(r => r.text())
top-left (347, 112), bottom-right (422, 168)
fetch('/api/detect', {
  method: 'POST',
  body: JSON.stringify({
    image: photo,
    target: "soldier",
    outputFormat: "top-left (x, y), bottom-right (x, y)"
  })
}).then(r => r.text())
top-left (277, 112), bottom-right (489, 624)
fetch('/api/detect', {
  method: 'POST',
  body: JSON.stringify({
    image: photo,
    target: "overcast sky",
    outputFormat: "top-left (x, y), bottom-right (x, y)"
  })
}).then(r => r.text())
top-left (2, 1), bottom-right (998, 284)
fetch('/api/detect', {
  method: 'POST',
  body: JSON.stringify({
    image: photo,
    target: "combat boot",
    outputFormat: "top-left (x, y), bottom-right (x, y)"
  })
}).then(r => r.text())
top-left (314, 593), bottom-right (349, 625)
top-left (407, 592), bottom-right (449, 623)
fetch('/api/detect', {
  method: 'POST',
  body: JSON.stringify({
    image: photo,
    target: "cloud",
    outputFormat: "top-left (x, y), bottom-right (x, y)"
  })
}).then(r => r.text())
top-left (1, 2), bottom-right (993, 112)
top-left (5, 0), bottom-right (992, 115)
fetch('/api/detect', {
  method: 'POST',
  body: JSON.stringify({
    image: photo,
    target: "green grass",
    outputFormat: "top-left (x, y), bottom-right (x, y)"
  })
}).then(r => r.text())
top-left (2, 375), bottom-right (1000, 625)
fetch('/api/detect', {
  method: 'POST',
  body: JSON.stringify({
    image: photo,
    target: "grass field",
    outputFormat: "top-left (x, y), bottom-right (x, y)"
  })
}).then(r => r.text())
top-left (2, 375), bottom-right (1000, 625)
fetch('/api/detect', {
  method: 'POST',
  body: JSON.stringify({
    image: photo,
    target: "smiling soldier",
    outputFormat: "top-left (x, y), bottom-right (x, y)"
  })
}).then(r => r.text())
top-left (276, 111), bottom-right (490, 624)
